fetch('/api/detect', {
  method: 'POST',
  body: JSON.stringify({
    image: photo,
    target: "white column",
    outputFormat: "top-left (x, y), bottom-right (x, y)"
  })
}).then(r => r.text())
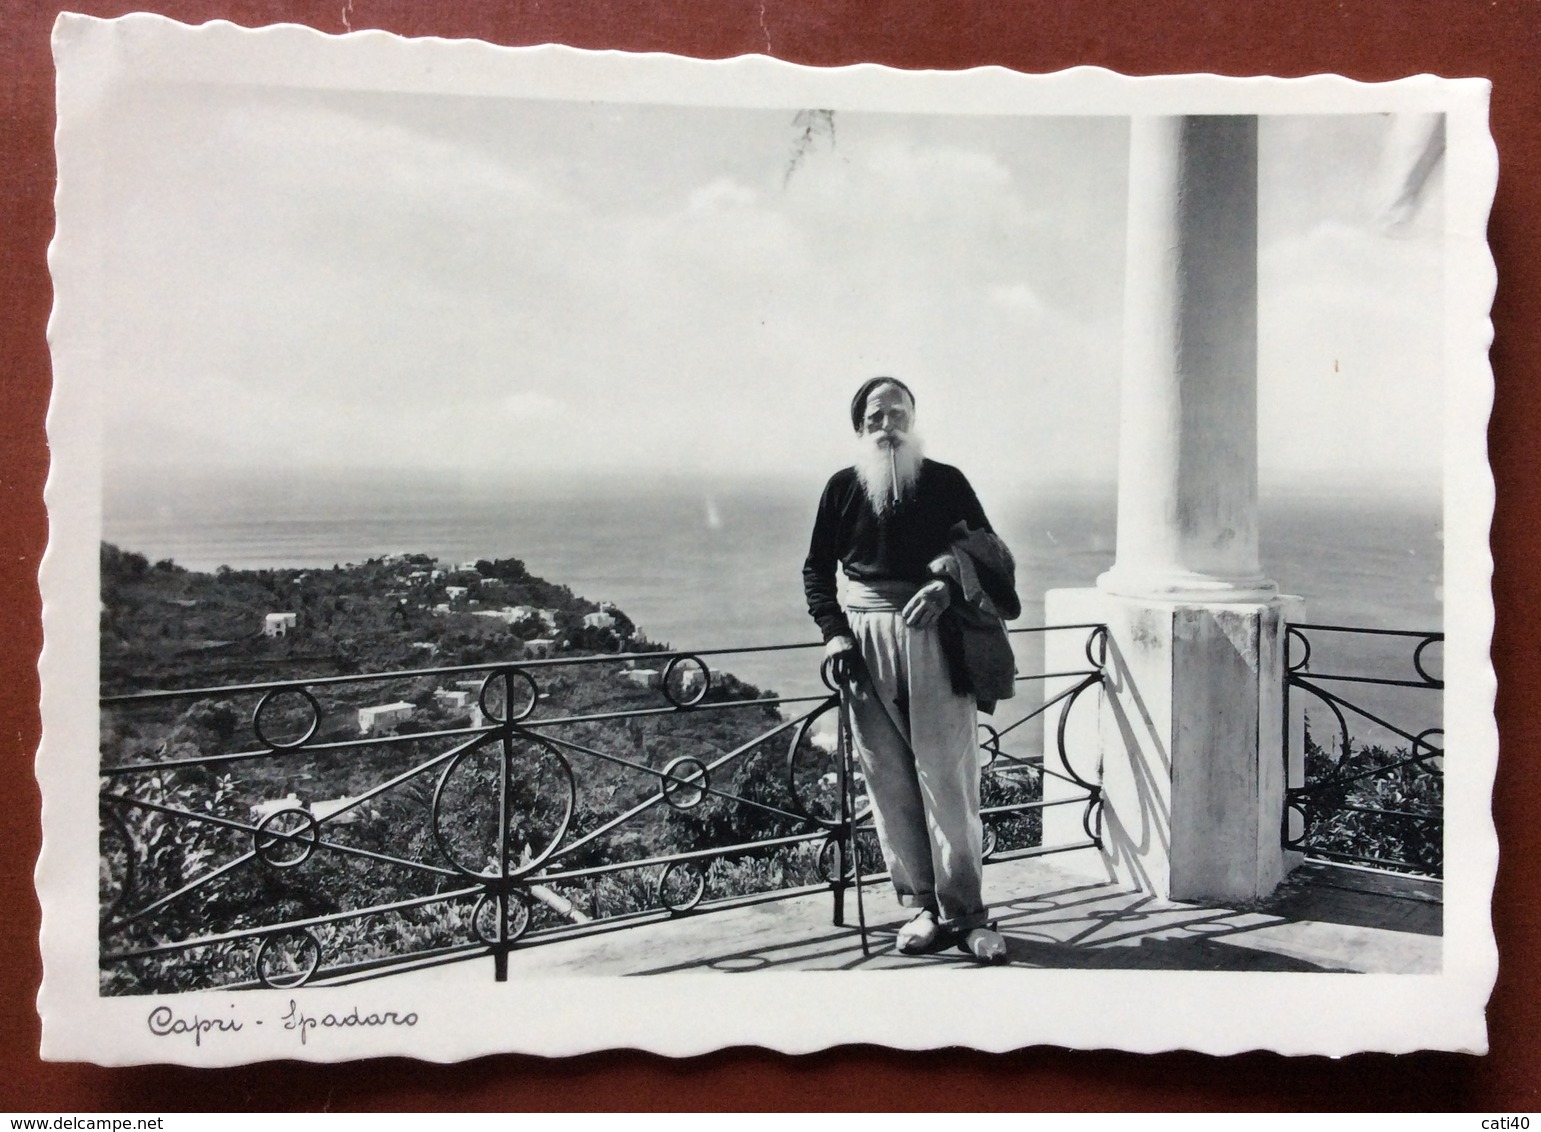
top-left (1046, 117), bottom-right (1297, 904)
top-left (1100, 115), bottom-right (1275, 603)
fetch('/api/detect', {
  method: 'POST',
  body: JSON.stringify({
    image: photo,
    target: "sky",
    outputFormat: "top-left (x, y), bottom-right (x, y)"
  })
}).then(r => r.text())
top-left (92, 85), bottom-right (1444, 504)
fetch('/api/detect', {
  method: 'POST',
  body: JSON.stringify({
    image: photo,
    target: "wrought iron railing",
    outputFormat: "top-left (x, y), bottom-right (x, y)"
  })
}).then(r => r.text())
top-left (99, 625), bottom-right (1106, 991)
top-left (1282, 623), bottom-right (1443, 877)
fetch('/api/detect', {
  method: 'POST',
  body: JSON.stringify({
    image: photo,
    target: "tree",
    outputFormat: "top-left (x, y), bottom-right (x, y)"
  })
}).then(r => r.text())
top-left (100, 543), bottom-right (149, 581)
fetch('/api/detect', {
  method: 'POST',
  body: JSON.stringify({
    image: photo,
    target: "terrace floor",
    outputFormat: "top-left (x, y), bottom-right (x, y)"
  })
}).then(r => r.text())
top-left (451, 855), bottom-right (1442, 979)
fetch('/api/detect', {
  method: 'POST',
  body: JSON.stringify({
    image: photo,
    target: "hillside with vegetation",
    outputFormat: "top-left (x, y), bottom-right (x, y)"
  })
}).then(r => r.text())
top-left (100, 542), bottom-right (649, 693)
top-left (97, 543), bottom-right (858, 993)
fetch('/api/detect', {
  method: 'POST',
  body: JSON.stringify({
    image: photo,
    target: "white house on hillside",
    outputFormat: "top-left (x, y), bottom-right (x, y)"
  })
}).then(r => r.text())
top-left (250, 793), bottom-right (304, 821)
top-left (263, 612), bottom-right (298, 638)
top-left (358, 702), bottom-right (415, 735)
top-left (472, 607), bottom-right (521, 624)
top-left (621, 669), bottom-right (659, 689)
top-left (311, 796), bottom-right (363, 825)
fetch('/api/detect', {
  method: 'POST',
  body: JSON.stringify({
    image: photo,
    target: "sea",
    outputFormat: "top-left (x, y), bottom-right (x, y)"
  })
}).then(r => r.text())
top-left (102, 469), bottom-right (1445, 721)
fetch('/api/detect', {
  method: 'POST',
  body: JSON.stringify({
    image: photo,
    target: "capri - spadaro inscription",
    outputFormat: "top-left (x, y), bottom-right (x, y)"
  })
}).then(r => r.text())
top-left (146, 1001), bottom-right (419, 1046)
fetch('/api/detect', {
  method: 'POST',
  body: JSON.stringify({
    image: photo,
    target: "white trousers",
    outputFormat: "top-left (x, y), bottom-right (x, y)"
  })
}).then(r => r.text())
top-left (846, 608), bottom-right (988, 930)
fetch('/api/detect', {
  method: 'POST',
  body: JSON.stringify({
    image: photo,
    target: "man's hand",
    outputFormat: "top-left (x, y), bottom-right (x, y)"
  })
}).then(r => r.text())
top-left (824, 634), bottom-right (856, 660)
top-left (902, 580), bottom-right (952, 629)
top-left (823, 634), bottom-right (861, 687)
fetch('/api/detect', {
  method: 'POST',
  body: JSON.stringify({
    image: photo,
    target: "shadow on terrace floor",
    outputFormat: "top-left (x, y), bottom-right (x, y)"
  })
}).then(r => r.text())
top-left (486, 855), bottom-right (1441, 979)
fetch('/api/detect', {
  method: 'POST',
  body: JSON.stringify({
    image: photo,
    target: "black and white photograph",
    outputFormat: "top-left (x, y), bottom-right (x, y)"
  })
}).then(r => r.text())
top-left (38, 14), bottom-right (1496, 1063)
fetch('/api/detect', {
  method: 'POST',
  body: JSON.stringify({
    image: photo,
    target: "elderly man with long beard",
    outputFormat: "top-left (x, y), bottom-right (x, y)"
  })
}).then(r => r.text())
top-left (802, 376), bottom-right (1014, 963)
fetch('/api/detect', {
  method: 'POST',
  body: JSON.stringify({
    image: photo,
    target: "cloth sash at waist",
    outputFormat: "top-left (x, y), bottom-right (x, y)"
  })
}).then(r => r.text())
top-left (843, 578), bottom-right (921, 613)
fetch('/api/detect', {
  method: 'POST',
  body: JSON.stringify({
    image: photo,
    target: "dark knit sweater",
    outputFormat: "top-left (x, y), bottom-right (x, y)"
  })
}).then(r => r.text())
top-left (802, 459), bottom-right (993, 643)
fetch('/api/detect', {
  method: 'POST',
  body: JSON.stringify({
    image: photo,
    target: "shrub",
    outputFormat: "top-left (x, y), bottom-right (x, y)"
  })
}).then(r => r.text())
top-left (1298, 730), bottom-right (1442, 875)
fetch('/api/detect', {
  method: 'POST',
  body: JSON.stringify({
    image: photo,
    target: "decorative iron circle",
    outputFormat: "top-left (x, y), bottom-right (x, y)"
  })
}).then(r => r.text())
top-left (661, 655), bottom-right (710, 708)
top-left (478, 667), bottom-right (539, 726)
top-left (1412, 728), bottom-right (1445, 763)
top-left (1055, 676), bottom-right (1103, 792)
top-left (660, 755), bottom-right (709, 810)
top-left (1323, 696), bottom-right (1352, 762)
top-left (1291, 680), bottom-right (1351, 762)
top-left (817, 836), bottom-right (853, 883)
top-left (98, 807), bottom-right (135, 917)
top-left (817, 830), bottom-right (879, 881)
top-left (255, 929), bottom-right (322, 989)
top-left (1084, 795), bottom-right (1105, 847)
top-left (254, 806), bottom-right (320, 868)
top-left (785, 698), bottom-right (841, 827)
top-left (1284, 627), bottom-right (1311, 674)
top-left (251, 686), bottom-right (322, 751)
top-left (1084, 624), bottom-right (1109, 670)
top-left (431, 734), bottom-right (576, 880)
top-left (982, 825), bottom-right (999, 861)
top-left (1283, 798), bottom-right (1309, 849)
top-left (657, 860), bottom-right (706, 913)
top-left (977, 723), bottom-right (1000, 770)
top-left (471, 890), bottom-right (531, 945)
top-left (1413, 635), bottom-right (1444, 688)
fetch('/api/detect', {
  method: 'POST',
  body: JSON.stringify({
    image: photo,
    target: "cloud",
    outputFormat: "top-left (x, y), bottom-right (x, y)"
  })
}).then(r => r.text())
top-left (687, 177), bottom-right (760, 211)
top-left (863, 138), bottom-right (1014, 195)
top-left (1257, 217), bottom-right (1442, 486)
top-left (98, 105), bottom-right (1131, 488)
top-left (95, 92), bottom-right (1436, 495)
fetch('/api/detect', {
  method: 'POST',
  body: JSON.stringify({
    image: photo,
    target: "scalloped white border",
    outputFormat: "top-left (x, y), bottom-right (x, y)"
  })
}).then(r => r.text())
top-left (38, 11), bottom-right (1498, 1065)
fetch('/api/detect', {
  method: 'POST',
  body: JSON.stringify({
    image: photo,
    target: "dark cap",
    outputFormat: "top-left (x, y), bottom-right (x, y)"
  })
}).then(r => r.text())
top-left (849, 377), bottom-right (915, 433)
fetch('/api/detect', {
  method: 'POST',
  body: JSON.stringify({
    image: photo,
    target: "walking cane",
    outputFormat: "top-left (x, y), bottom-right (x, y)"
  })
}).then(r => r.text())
top-left (834, 669), bottom-right (870, 957)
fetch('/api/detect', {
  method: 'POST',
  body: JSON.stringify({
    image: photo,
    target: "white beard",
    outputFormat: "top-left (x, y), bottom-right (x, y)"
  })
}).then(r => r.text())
top-left (853, 431), bottom-right (925, 516)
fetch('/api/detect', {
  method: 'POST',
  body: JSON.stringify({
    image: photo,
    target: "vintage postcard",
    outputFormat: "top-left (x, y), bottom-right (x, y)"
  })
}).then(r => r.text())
top-left (39, 13), bottom-right (1496, 1064)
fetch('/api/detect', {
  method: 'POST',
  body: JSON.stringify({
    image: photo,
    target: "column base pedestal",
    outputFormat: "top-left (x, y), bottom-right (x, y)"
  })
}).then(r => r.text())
top-left (1045, 587), bottom-right (1303, 903)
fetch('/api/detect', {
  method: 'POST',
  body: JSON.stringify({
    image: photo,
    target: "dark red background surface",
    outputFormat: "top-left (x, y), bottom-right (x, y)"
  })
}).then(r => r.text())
top-left (2, 0), bottom-right (1536, 1112)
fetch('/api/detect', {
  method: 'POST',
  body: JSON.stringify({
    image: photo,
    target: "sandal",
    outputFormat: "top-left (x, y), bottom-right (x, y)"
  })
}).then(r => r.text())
top-left (895, 909), bottom-right (941, 954)
top-left (957, 921), bottom-right (1008, 964)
